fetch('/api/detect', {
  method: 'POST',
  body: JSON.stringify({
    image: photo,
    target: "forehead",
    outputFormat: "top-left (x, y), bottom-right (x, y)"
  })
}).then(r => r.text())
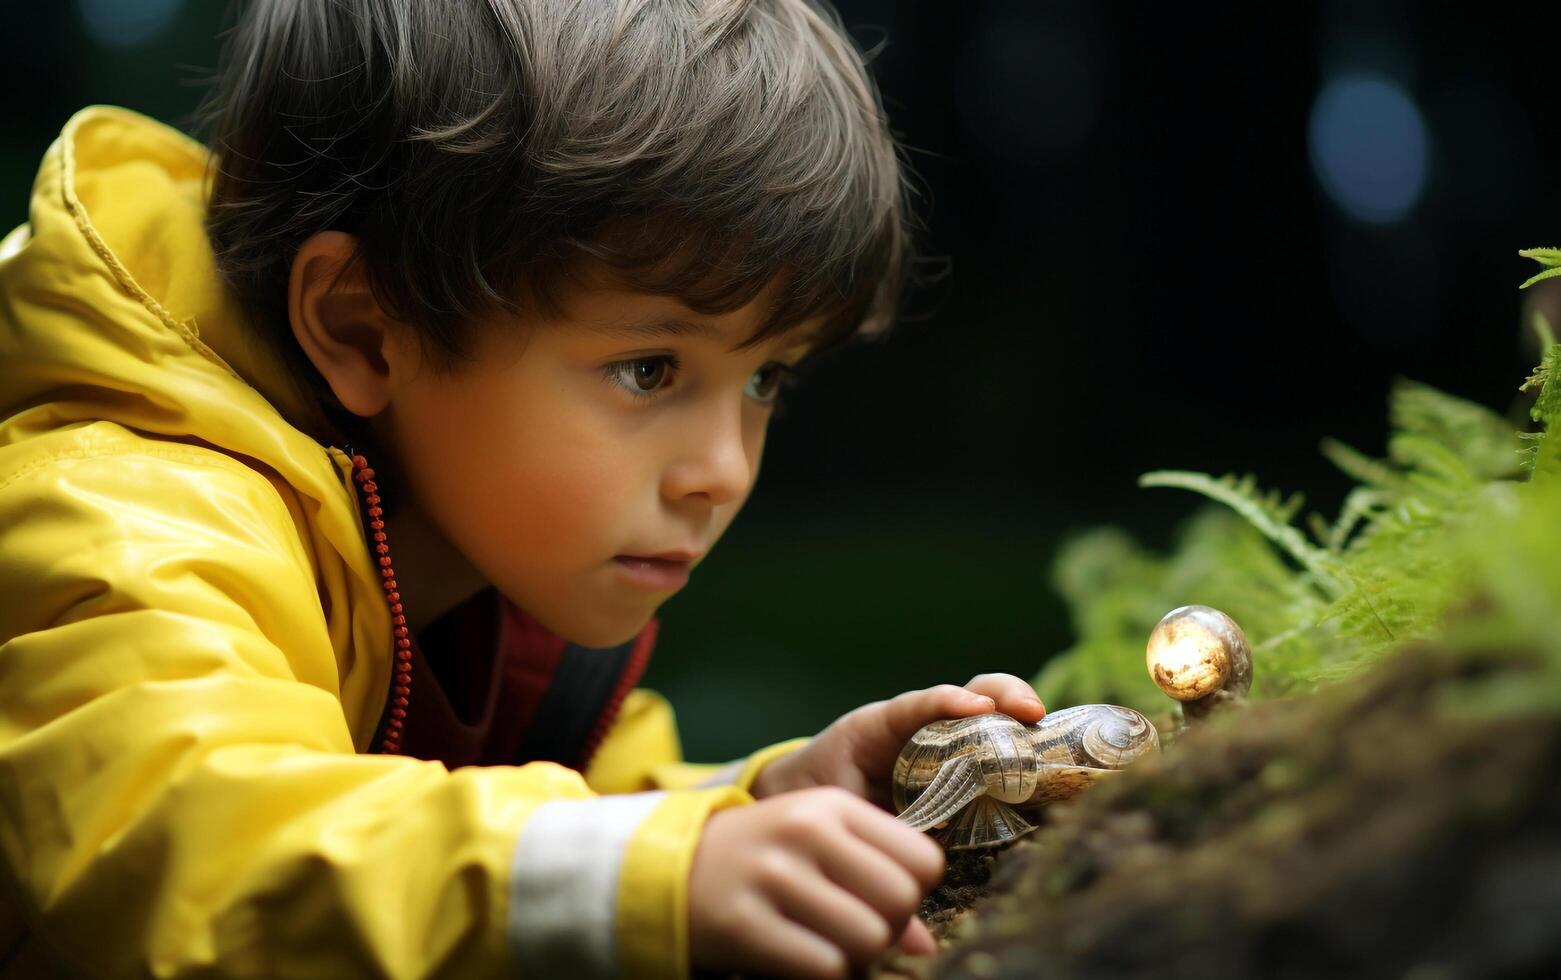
top-left (540, 262), bottom-right (824, 355)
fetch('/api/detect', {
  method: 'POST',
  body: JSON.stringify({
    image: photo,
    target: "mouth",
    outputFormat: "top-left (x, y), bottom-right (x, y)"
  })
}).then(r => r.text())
top-left (627, 549), bottom-right (702, 562)
top-left (612, 553), bottom-right (697, 590)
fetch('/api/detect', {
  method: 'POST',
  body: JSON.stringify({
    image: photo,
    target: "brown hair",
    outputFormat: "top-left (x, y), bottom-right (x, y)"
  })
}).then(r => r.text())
top-left (195, 0), bottom-right (913, 444)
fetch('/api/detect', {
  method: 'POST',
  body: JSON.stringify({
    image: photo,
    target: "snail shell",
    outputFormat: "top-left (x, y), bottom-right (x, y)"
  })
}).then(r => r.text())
top-left (1145, 604), bottom-right (1252, 719)
top-left (1033, 703), bottom-right (1161, 768)
top-left (892, 706), bottom-right (1159, 849)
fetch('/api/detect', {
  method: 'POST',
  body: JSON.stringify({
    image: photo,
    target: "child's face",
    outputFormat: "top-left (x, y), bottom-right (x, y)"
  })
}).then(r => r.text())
top-left (380, 267), bottom-right (816, 648)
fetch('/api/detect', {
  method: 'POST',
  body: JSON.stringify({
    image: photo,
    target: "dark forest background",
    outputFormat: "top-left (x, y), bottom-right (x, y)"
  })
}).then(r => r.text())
top-left (3, 1), bottom-right (1555, 759)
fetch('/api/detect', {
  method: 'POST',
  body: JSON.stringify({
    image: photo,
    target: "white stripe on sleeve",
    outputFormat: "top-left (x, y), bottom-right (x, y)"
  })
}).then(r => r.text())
top-left (506, 791), bottom-right (667, 977)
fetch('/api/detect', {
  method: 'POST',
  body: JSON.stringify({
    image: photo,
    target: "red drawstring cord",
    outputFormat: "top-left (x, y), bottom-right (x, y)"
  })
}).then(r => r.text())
top-left (348, 449), bottom-right (412, 754)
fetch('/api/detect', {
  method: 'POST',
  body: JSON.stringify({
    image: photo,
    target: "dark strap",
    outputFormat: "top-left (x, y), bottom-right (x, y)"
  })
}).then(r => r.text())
top-left (515, 640), bottom-right (637, 768)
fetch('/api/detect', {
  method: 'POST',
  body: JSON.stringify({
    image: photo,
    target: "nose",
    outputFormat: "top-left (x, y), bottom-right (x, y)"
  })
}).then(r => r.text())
top-left (660, 399), bottom-right (756, 507)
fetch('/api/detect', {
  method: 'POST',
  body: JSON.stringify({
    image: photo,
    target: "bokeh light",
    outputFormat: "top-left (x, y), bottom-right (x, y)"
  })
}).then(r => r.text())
top-left (1308, 74), bottom-right (1430, 224)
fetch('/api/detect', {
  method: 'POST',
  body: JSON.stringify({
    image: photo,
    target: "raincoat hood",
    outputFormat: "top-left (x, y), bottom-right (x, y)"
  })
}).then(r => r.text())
top-left (0, 104), bottom-right (392, 744)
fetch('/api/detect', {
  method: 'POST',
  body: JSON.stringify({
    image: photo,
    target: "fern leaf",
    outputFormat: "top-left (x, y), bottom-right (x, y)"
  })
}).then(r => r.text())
top-left (1138, 470), bottom-right (1343, 596)
top-left (1388, 379), bottom-right (1524, 480)
top-left (1319, 438), bottom-right (1415, 497)
top-left (1519, 247), bottom-right (1561, 288)
top-left (1518, 246), bottom-right (1561, 266)
top-left (1517, 430), bottom-right (1543, 475)
top-left (1328, 486), bottom-right (1384, 552)
top-left (1525, 343), bottom-right (1561, 429)
top-left (1389, 432), bottom-right (1479, 497)
top-left (1519, 267), bottom-right (1561, 289)
top-left (1523, 344), bottom-right (1561, 483)
top-left (1306, 512), bottom-right (1332, 551)
top-left (1519, 351), bottom-right (1549, 399)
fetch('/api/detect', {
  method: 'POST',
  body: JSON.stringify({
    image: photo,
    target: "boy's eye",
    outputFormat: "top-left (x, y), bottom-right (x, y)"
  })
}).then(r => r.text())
top-left (745, 363), bottom-right (784, 405)
top-left (745, 362), bottom-right (802, 408)
top-left (603, 355), bottom-right (800, 406)
top-left (606, 356), bottom-right (677, 398)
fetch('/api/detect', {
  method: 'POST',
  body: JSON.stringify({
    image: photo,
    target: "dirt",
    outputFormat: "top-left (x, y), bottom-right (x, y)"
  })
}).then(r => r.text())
top-left (918, 846), bottom-right (1005, 938)
top-left (871, 640), bottom-right (1561, 980)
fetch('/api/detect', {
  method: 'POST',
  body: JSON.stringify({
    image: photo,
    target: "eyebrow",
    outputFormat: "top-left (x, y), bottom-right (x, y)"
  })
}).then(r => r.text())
top-left (594, 316), bottom-right (722, 342)
top-left (591, 314), bottom-right (814, 354)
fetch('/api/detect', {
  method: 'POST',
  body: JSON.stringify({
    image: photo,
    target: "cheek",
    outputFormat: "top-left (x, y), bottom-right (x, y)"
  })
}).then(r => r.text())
top-left (503, 443), bottom-right (632, 556)
top-left (402, 378), bottom-right (642, 563)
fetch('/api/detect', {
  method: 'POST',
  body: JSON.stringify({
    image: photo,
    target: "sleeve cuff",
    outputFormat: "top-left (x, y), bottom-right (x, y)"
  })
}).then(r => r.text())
top-left (506, 786), bottom-right (753, 980)
top-left (720, 736), bottom-right (813, 793)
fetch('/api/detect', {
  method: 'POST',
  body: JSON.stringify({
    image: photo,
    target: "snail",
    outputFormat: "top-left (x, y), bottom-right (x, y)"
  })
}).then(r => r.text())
top-left (891, 704), bottom-right (1159, 849)
top-left (1145, 604), bottom-right (1252, 721)
top-left (891, 605), bottom-right (1252, 848)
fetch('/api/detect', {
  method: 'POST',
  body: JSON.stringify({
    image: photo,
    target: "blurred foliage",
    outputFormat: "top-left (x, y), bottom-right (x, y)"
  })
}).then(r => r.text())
top-left (1034, 251), bottom-right (1561, 716)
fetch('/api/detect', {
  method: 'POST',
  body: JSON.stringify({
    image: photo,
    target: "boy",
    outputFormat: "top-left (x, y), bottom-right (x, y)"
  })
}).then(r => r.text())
top-left (0, 1), bottom-right (1045, 976)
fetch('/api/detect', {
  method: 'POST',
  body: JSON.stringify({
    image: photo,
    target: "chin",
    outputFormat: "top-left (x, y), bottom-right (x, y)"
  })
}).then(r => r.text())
top-left (492, 578), bottom-right (656, 649)
top-left (572, 621), bottom-right (648, 650)
top-left (533, 605), bottom-right (652, 650)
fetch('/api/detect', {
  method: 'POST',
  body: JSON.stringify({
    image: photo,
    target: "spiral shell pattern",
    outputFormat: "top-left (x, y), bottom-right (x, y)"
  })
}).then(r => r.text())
top-left (1030, 703), bottom-right (1159, 769)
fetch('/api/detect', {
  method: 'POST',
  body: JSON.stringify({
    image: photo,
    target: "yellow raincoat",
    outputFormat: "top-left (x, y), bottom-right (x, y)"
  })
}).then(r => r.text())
top-left (0, 105), bottom-right (806, 978)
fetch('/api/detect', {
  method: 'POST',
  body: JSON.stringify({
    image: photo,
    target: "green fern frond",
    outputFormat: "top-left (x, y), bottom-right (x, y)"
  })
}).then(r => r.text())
top-left (1524, 343), bottom-right (1561, 428)
top-left (1523, 343), bottom-right (1561, 483)
top-left (1520, 351), bottom-right (1549, 401)
top-left (1519, 247), bottom-right (1561, 289)
top-left (1389, 432), bottom-right (1479, 497)
top-left (1518, 246), bottom-right (1561, 266)
top-left (1306, 512), bottom-right (1331, 551)
top-left (1327, 486), bottom-right (1384, 552)
top-left (1137, 470), bottom-right (1343, 596)
top-left (1388, 379), bottom-right (1524, 480)
top-left (1319, 439), bottom-right (1415, 497)
top-left (1519, 266), bottom-right (1561, 289)
top-left (1517, 430), bottom-right (1543, 474)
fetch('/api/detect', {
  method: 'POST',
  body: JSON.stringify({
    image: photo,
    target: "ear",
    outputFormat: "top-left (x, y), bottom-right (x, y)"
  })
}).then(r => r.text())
top-left (287, 230), bottom-right (410, 418)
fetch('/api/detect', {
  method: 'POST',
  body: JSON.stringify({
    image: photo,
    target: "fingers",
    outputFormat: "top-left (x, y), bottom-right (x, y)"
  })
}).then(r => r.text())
top-left (963, 672), bottom-right (1046, 722)
top-left (881, 684), bottom-right (995, 745)
top-left (777, 798), bottom-right (942, 968)
top-left (767, 856), bottom-right (899, 968)
top-left (731, 898), bottom-right (852, 980)
top-left (898, 915), bottom-right (938, 955)
top-left (879, 675), bottom-right (1045, 748)
top-left (691, 793), bottom-right (946, 979)
top-left (805, 818), bottom-right (940, 949)
top-left (838, 799), bottom-right (946, 892)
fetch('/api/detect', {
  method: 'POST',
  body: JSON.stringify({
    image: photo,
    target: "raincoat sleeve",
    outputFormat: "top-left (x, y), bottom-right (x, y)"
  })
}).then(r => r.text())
top-left (0, 443), bottom-right (751, 979)
top-left (583, 689), bottom-right (812, 795)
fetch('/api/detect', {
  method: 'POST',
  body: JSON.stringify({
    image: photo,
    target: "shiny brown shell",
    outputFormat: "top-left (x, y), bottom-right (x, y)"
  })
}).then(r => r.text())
top-left (1146, 604), bottom-right (1252, 719)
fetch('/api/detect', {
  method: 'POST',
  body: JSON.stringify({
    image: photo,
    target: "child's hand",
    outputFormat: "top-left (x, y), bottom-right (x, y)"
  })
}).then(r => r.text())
top-left (751, 674), bottom-right (1046, 810)
top-left (688, 786), bottom-right (945, 978)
